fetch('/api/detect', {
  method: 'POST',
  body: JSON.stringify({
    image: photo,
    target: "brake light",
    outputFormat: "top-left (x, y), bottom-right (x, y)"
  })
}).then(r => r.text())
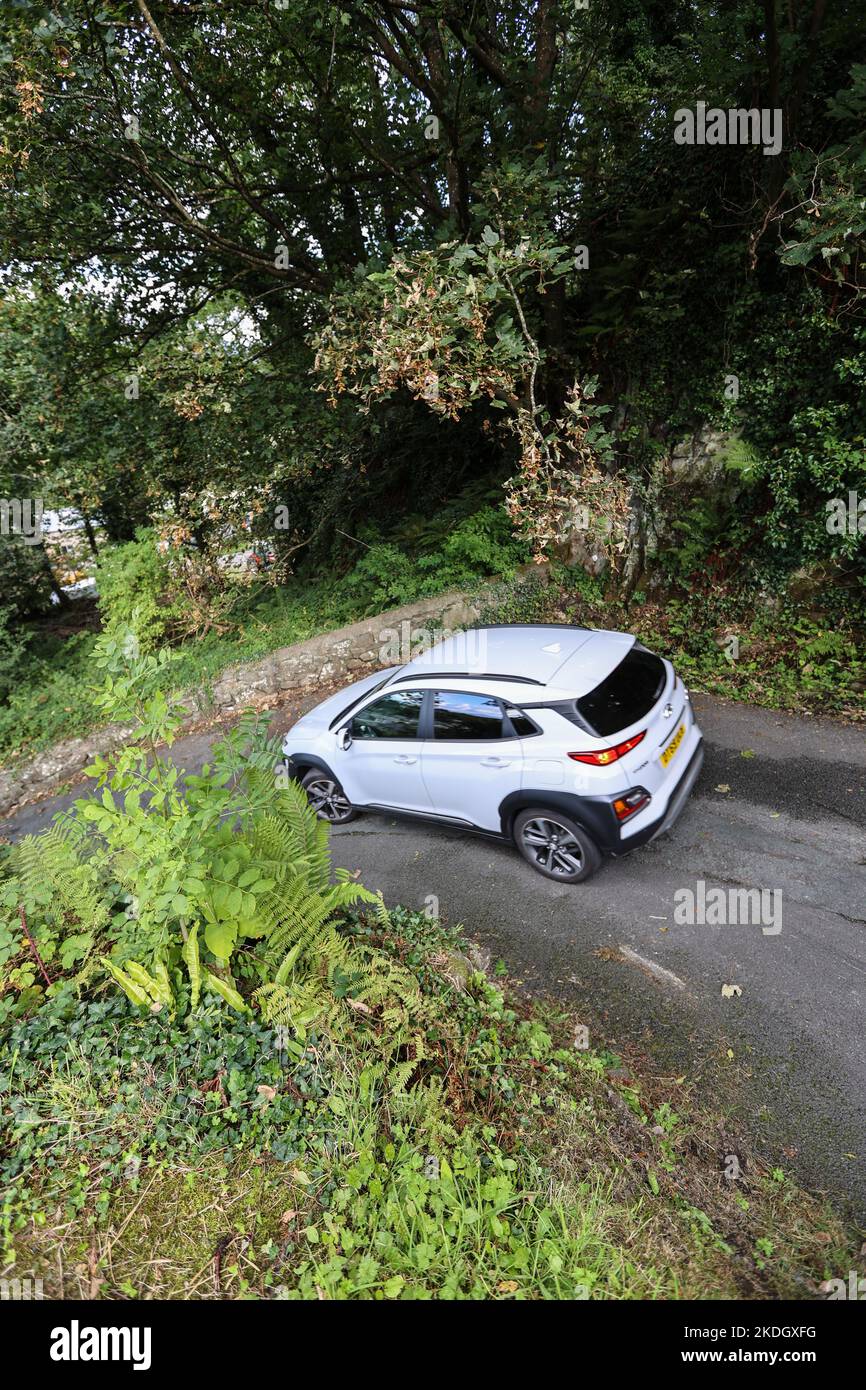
top-left (613, 788), bottom-right (651, 821)
top-left (568, 730), bottom-right (646, 766)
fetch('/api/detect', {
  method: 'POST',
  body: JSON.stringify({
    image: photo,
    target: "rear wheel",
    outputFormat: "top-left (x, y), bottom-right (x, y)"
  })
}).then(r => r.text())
top-left (300, 768), bottom-right (357, 824)
top-left (512, 807), bottom-right (601, 883)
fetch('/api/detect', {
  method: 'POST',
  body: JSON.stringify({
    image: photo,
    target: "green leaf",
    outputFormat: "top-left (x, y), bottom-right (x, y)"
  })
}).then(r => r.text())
top-left (204, 918), bottom-right (238, 962)
top-left (125, 959), bottom-right (173, 1010)
top-left (182, 922), bottom-right (202, 1011)
top-left (227, 888), bottom-right (244, 918)
top-left (204, 971), bottom-right (248, 1013)
top-left (100, 956), bottom-right (150, 1009)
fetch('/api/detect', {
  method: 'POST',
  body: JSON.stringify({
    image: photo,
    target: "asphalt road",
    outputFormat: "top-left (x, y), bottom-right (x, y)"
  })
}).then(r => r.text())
top-left (329, 695), bottom-right (866, 1221)
top-left (3, 692), bottom-right (865, 1220)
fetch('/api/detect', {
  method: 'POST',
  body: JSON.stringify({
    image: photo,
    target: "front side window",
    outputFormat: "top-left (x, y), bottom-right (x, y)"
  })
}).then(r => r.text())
top-left (329, 673), bottom-right (395, 730)
top-left (433, 691), bottom-right (503, 740)
top-left (352, 689), bottom-right (424, 739)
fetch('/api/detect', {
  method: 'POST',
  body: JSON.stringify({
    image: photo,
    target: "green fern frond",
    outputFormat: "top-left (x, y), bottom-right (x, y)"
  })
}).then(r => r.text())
top-left (11, 824), bottom-right (110, 942)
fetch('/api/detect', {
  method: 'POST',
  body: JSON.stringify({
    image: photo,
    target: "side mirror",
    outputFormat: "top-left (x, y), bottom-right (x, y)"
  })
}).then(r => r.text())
top-left (337, 726), bottom-right (352, 751)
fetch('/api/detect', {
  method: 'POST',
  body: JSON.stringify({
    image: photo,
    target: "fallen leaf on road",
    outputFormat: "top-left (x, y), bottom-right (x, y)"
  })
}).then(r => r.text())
top-left (721, 984), bottom-right (743, 998)
top-left (715, 783), bottom-right (730, 793)
top-left (740, 749), bottom-right (755, 759)
top-left (726, 1048), bottom-right (734, 1060)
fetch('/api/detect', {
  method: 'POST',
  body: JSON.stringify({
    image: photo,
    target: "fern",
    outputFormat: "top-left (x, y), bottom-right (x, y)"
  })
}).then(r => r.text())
top-left (255, 890), bottom-right (435, 1090)
top-left (250, 778), bottom-right (333, 884)
top-left (3, 709), bottom-right (437, 1108)
top-left (5, 823), bottom-right (111, 982)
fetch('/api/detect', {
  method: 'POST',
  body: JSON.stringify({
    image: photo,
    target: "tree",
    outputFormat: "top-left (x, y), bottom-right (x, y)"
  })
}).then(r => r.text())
top-left (1, 1), bottom-right (863, 574)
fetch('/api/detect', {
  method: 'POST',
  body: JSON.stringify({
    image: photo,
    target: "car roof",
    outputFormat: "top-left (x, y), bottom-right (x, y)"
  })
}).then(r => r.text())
top-left (390, 624), bottom-right (635, 699)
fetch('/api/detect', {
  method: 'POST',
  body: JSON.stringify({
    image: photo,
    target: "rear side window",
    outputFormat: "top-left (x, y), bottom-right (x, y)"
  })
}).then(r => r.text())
top-left (352, 690), bottom-right (424, 739)
top-left (576, 646), bottom-right (666, 737)
top-left (433, 691), bottom-right (503, 739)
top-left (505, 707), bottom-right (539, 737)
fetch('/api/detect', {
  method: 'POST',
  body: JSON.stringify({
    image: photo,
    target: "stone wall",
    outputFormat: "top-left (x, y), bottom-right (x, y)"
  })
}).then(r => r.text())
top-left (0, 585), bottom-right (496, 815)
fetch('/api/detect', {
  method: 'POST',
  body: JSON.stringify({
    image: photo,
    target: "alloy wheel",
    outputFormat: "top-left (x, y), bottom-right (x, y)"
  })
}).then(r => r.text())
top-left (520, 816), bottom-right (585, 876)
top-left (303, 776), bottom-right (353, 822)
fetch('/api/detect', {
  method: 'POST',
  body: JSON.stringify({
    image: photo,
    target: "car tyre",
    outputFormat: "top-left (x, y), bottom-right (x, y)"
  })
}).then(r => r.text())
top-left (512, 807), bottom-right (601, 883)
top-left (300, 768), bottom-right (358, 824)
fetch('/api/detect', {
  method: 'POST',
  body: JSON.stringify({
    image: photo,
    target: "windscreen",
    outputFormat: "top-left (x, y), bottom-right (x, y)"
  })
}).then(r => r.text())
top-left (576, 646), bottom-right (667, 737)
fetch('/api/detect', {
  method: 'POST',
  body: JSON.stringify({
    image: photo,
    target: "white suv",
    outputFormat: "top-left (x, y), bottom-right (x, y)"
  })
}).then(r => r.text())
top-left (282, 624), bottom-right (704, 883)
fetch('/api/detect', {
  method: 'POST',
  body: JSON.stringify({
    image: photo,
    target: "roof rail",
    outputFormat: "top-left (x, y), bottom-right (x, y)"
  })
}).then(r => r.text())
top-left (391, 671), bottom-right (545, 686)
top-left (463, 623), bottom-right (593, 631)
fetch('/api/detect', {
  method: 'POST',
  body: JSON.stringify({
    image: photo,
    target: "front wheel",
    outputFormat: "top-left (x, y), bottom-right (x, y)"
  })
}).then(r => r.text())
top-left (512, 807), bottom-right (601, 883)
top-left (300, 769), bottom-right (357, 824)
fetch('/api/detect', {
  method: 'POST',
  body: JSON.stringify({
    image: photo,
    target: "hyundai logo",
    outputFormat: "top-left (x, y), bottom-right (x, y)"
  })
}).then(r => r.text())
top-left (663, 703), bottom-right (674, 718)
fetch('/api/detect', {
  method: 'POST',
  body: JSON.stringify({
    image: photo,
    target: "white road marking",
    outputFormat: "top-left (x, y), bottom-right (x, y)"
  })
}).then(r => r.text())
top-left (617, 945), bottom-right (687, 990)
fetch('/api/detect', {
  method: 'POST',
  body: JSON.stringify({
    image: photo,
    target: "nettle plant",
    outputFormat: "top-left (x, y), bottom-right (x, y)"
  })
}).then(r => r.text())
top-left (1, 629), bottom-right (426, 1057)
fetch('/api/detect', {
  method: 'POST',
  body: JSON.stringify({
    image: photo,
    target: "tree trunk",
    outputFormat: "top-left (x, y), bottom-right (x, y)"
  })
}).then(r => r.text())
top-left (37, 543), bottom-right (68, 607)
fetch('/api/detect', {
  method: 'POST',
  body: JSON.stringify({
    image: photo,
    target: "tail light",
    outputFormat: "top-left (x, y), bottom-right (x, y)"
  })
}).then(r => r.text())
top-left (613, 788), bottom-right (651, 821)
top-left (568, 730), bottom-right (646, 766)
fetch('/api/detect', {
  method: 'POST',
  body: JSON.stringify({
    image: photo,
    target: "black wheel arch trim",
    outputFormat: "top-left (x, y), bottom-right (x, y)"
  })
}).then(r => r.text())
top-left (499, 740), bottom-right (703, 854)
top-left (498, 789), bottom-right (621, 853)
top-left (285, 753), bottom-right (341, 784)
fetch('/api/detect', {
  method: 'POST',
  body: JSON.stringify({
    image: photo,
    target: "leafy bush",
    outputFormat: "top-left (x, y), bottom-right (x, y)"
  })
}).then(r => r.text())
top-left (0, 605), bottom-right (27, 703)
top-left (0, 536), bottom-right (52, 620)
top-left (0, 947), bottom-right (623, 1299)
top-left (343, 506), bottom-right (528, 612)
top-left (96, 529), bottom-right (177, 651)
top-left (0, 626), bottom-right (432, 1089)
top-left (2, 924), bottom-right (854, 1300)
top-left (480, 572), bottom-right (866, 717)
top-left (719, 297), bottom-right (866, 571)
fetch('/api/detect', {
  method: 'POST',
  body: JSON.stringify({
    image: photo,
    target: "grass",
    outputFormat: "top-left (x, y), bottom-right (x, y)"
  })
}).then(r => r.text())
top-left (0, 579), bottom-right (368, 766)
top-left (1, 910), bottom-right (857, 1300)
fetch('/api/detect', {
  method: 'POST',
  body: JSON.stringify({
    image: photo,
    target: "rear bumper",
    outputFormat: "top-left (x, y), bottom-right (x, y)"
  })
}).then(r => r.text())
top-left (611, 738), bottom-right (704, 853)
top-left (498, 735), bottom-right (704, 855)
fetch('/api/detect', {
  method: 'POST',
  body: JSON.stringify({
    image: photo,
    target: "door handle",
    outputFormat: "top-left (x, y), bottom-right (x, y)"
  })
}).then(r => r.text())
top-left (481, 757), bottom-right (511, 767)
top-left (393, 754), bottom-right (417, 765)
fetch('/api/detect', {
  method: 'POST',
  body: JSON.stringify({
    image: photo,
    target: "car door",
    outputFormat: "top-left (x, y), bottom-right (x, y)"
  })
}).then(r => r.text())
top-left (337, 688), bottom-right (433, 813)
top-left (420, 690), bottom-right (525, 832)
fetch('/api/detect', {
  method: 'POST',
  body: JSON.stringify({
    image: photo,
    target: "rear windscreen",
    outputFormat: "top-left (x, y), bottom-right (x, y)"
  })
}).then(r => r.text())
top-left (576, 646), bottom-right (667, 737)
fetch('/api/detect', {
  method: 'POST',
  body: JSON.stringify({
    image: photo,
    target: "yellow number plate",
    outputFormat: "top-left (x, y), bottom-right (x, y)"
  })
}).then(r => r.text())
top-left (660, 723), bottom-right (685, 768)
